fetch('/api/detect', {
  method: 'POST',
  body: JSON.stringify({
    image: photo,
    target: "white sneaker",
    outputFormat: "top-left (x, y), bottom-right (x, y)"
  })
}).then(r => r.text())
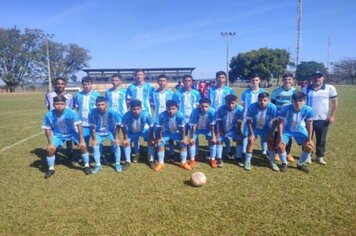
top-left (305, 156), bottom-right (312, 164)
top-left (316, 157), bottom-right (326, 165)
top-left (226, 152), bottom-right (235, 160)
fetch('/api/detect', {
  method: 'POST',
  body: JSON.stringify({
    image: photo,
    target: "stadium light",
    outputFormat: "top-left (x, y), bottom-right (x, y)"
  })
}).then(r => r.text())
top-left (221, 32), bottom-right (236, 86)
top-left (40, 33), bottom-right (54, 92)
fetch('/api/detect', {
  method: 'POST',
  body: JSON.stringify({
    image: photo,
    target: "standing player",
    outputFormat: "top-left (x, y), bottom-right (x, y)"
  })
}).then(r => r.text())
top-left (302, 71), bottom-right (338, 165)
top-left (188, 98), bottom-right (216, 169)
top-left (244, 92), bottom-right (278, 171)
top-left (215, 94), bottom-right (244, 168)
top-left (105, 73), bottom-right (127, 118)
top-left (89, 96), bottom-right (122, 174)
top-left (271, 73), bottom-right (297, 162)
top-left (277, 92), bottom-right (314, 172)
top-left (121, 100), bottom-right (155, 169)
top-left (42, 95), bottom-right (91, 178)
top-left (155, 100), bottom-right (190, 171)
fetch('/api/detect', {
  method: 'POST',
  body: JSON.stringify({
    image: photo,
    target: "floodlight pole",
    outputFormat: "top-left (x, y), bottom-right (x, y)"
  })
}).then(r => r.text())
top-left (221, 32), bottom-right (236, 86)
top-left (41, 33), bottom-right (54, 92)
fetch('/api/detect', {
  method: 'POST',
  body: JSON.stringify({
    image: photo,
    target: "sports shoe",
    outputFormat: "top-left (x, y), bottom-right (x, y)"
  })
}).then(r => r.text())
top-left (316, 157), bottom-right (326, 165)
top-left (84, 167), bottom-right (92, 175)
top-left (92, 165), bottom-right (102, 174)
top-left (226, 152), bottom-right (235, 160)
top-left (44, 169), bottom-right (55, 179)
top-left (189, 160), bottom-right (197, 169)
top-left (287, 154), bottom-right (295, 162)
top-left (217, 159), bottom-right (224, 168)
top-left (210, 159), bottom-right (218, 168)
top-left (280, 163), bottom-right (288, 172)
top-left (274, 154), bottom-right (280, 162)
top-left (270, 162), bottom-right (280, 171)
top-left (244, 160), bottom-right (252, 171)
top-left (305, 156), bottom-right (312, 164)
top-left (115, 163), bottom-right (123, 172)
top-left (154, 163), bottom-right (164, 172)
top-left (149, 161), bottom-right (156, 169)
top-left (133, 153), bottom-right (140, 163)
top-left (297, 164), bottom-right (310, 173)
top-left (181, 162), bottom-right (192, 170)
top-left (122, 162), bottom-right (131, 171)
top-left (236, 158), bottom-right (244, 167)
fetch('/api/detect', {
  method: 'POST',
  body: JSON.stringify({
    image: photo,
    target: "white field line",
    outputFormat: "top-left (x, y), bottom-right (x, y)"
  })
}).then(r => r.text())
top-left (0, 131), bottom-right (42, 153)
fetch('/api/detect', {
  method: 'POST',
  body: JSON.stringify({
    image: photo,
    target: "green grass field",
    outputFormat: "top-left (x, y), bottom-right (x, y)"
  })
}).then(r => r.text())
top-left (0, 87), bottom-right (355, 235)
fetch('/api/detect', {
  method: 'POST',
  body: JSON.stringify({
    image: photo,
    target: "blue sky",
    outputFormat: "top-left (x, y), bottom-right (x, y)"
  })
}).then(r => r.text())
top-left (1, 0), bottom-right (355, 79)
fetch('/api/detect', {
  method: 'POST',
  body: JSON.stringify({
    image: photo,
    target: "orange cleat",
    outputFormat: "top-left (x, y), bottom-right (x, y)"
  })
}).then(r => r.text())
top-left (210, 159), bottom-right (218, 168)
top-left (189, 160), bottom-right (197, 169)
top-left (154, 163), bottom-right (164, 172)
top-left (181, 162), bottom-right (192, 170)
top-left (274, 154), bottom-right (280, 162)
top-left (287, 154), bottom-right (295, 162)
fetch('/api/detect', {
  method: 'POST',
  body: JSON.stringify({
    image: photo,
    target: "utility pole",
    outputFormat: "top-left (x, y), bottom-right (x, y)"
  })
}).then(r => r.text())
top-left (295, 0), bottom-right (302, 67)
top-left (221, 32), bottom-right (236, 86)
top-left (40, 33), bottom-right (54, 92)
top-left (326, 37), bottom-right (331, 72)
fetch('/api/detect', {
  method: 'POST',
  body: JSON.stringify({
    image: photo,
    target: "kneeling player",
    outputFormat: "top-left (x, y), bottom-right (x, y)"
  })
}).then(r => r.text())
top-left (89, 96), bottom-right (122, 174)
top-left (121, 100), bottom-right (155, 170)
top-left (155, 100), bottom-right (189, 171)
top-left (42, 95), bottom-right (91, 178)
top-left (277, 91), bottom-right (314, 173)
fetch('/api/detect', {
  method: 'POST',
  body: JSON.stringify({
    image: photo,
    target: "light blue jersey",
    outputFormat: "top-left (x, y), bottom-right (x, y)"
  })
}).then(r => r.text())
top-left (157, 110), bottom-right (186, 134)
top-left (241, 88), bottom-right (266, 118)
top-left (42, 108), bottom-right (81, 138)
top-left (121, 110), bottom-right (153, 134)
top-left (150, 88), bottom-right (174, 123)
top-left (271, 86), bottom-right (296, 109)
top-left (173, 89), bottom-right (201, 121)
top-left (246, 102), bottom-right (278, 131)
top-left (126, 83), bottom-right (153, 117)
top-left (216, 104), bottom-right (244, 133)
top-left (73, 90), bottom-right (101, 127)
top-left (105, 87), bottom-right (127, 117)
top-left (279, 104), bottom-right (314, 133)
top-left (189, 107), bottom-right (216, 132)
top-left (206, 85), bottom-right (234, 110)
top-left (88, 108), bottom-right (120, 136)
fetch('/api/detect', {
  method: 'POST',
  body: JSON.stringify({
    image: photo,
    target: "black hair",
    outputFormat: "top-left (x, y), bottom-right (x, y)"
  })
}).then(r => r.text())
top-left (53, 95), bottom-right (66, 103)
top-left (55, 77), bottom-right (66, 83)
top-left (282, 72), bottom-right (294, 80)
top-left (112, 73), bottom-right (122, 79)
top-left (216, 71), bottom-right (227, 78)
top-left (135, 69), bottom-right (145, 75)
top-left (82, 76), bottom-right (93, 84)
top-left (292, 91), bottom-right (306, 101)
top-left (166, 99), bottom-right (178, 108)
top-left (96, 96), bottom-right (107, 103)
top-left (225, 94), bottom-right (237, 103)
top-left (130, 99), bottom-right (142, 108)
top-left (199, 97), bottom-right (211, 105)
top-left (183, 75), bottom-right (193, 81)
top-left (157, 74), bottom-right (167, 80)
top-left (258, 92), bottom-right (270, 100)
top-left (249, 73), bottom-right (260, 80)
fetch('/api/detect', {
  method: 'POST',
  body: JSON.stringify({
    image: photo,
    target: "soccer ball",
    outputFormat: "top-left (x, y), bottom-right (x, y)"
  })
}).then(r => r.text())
top-left (190, 172), bottom-right (207, 187)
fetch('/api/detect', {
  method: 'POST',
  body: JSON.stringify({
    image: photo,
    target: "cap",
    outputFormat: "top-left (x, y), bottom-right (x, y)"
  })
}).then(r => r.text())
top-left (311, 71), bottom-right (324, 78)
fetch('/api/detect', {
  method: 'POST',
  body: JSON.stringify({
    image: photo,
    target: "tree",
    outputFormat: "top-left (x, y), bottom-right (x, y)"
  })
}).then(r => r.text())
top-left (331, 58), bottom-right (356, 84)
top-left (295, 61), bottom-right (327, 82)
top-left (229, 47), bottom-right (290, 83)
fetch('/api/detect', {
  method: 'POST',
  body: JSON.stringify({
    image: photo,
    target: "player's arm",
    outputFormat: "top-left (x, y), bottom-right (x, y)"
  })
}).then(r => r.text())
top-left (114, 124), bottom-right (120, 146)
top-left (210, 123), bottom-right (217, 144)
top-left (179, 125), bottom-right (187, 145)
top-left (148, 126), bottom-right (155, 145)
top-left (328, 97), bottom-right (338, 124)
top-left (189, 124), bottom-right (196, 145)
top-left (89, 125), bottom-right (97, 146)
top-left (156, 126), bottom-right (163, 145)
top-left (121, 125), bottom-right (129, 147)
top-left (306, 120), bottom-right (313, 142)
top-left (277, 118), bottom-right (284, 145)
top-left (76, 123), bottom-right (86, 149)
top-left (216, 119), bottom-right (223, 137)
top-left (247, 119), bottom-right (255, 142)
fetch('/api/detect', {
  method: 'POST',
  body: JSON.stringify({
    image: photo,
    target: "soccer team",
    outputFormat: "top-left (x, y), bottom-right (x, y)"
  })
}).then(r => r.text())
top-left (42, 69), bottom-right (338, 178)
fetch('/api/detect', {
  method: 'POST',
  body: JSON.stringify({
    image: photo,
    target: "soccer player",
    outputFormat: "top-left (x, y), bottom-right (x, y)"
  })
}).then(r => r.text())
top-left (271, 73), bottom-right (297, 162)
top-left (105, 73), bottom-right (127, 118)
top-left (277, 91), bottom-right (314, 173)
top-left (126, 69), bottom-right (154, 117)
top-left (188, 97), bottom-right (216, 169)
top-left (88, 96), bottom-right (122, 174)
top-left (42, 95), bottom-right (91, 178)
top-left (302, 71), bottom-right (338, 165)
top-left (155, 100), bottom-right (189, 171)
top-left (121, 100), bottom-right (155, 169)
top-left (73, 76), bottom-right (101, 144)
top-left (241, 73), bottom-right (266, 157)
top-left (244, 92), bottom-right (278, 171)
top-left (215, 94), bottom-right (244, 168)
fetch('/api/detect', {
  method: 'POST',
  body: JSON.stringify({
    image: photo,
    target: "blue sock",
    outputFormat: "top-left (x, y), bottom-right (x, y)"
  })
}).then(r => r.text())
top-left (180, 150), bottom-right (187, 163)
top-left (148, 146), bottom-right (155, 162)
top-left (93, 145), bottom-right (101, 166)
top-left (299, 151), bottom-right (310, 164)
top-left (209, 144), bottom-right (216, 160)
top-left (280, 151), bottom-right (287, 164)
top-left (46, 155), bottom-right (55, 169)
top-left (242, 137), bottom-right (248, 154)
top-left (245, 152), bottom-right (252, 162)
top-left (114, 144), bottom-right (121, 164)
top-left (216, 144), bottom-right (223, 159)
top-left (261, 141), bottom-right (267, 154)
top-left (189, 145), bottom-right (196, 160)
top-left (236, 145), bottom-right (243, 159)
top-left (81, 152), bottom-right (89, 167)
top-left (158, 151), bottom-right (165, 163)
top-left (225, 138), bottom-right (231, 153)
top-left (268, 150), bottom-right (275, 162)
top-left (124, 146), bottom-right (131, 162)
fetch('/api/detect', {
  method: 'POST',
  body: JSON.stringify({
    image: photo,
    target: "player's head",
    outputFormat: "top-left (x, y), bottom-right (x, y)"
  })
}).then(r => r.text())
top-left (81, 76), bottom-right (93, 93)
top-left (135, 69), bottom-right (145, 83)
top-left (292, 91), bottom-right (306, 111)
top-left (166, 99), bottom-right (178, 116)
top-left (199, 97), bottom-right (211, 113)
top-left (183, 75), bottom-right (193, 90)
top-left (310, 71), bottom-right (324, 87)
top-left (112, 73), bottom-right (122, 87)
top-left (54, 77), bottom-right (66, 93)
top-left (249, 73), bottom-right (261, 88)
top-left (53, 95), bottom-right (66, 112)
top-left (95, 96), bottom-right (108, 113)
top-left (215, 71), bottom-right (227, 86)
top-left (225, 94), bottom-right (237, 111)
top-left (157, 74), bottom-right (168, 89)
top-left (257, 92), bottom-right (270, 109)
top-left (282, 72), bottom-right (295, 89)
top-left (130, 99), bottom-right (142, 117)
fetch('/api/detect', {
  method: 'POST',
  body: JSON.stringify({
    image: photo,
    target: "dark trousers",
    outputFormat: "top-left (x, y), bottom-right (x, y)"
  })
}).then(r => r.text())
top-left (313, 120), bottom-right (329, 157)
